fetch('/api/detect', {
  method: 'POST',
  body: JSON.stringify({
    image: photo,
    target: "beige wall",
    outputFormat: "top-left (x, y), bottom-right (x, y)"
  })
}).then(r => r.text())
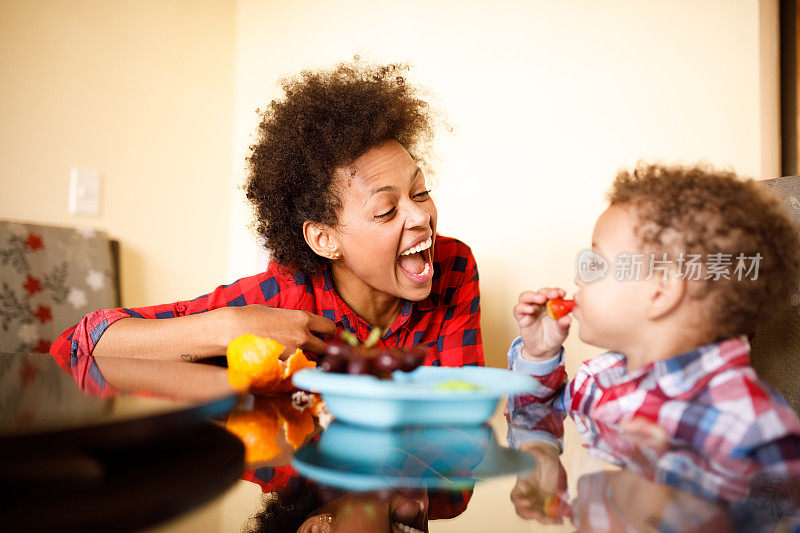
top-left (0, 0), bottom-right (780, 369)
top-left (229, 0), bottom-right (781, 370)
top-left (0, 0), bottom-right (236, 307)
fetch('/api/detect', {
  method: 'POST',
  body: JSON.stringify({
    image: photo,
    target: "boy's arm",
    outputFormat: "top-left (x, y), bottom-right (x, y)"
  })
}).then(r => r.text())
top-left (508, 337), bottom-right (569, 412)
top-left (507, 402), bottom-right (567, 452)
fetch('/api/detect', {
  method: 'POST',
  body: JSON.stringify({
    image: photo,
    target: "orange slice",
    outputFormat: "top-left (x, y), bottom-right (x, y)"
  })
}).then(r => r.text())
top-left (273, 349), bottom-right (317, 393)
top-left (227, 334), bottom-right (316, 394)
top-left (226, 334), bottom-right (283, 392)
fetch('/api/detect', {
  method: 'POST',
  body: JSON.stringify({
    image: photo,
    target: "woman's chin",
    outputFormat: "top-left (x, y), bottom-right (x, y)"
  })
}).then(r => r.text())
top-left (405, 285), bottom-right (432, 301)
top-left (395, 277), bottom-right (432, 301)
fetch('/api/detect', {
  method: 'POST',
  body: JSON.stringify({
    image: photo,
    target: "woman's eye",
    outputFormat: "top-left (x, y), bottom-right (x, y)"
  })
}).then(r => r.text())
top-left (375, 207), bottom-right (396, 219)
top-left (413, 190), bottom-right (431, 200)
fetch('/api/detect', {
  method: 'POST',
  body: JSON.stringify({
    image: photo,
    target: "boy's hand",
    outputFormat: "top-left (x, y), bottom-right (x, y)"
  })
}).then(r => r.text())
top-left (511, 441), bottom-right (569, 524)
top-left (514, 288), bottom-right (571, 361)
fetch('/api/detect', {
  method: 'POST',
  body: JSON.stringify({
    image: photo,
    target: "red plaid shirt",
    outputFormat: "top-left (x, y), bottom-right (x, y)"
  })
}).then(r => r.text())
top-left (50, 235), bottom-right (483, 395)
top-left (50, 235), bottom-right (481, 519)
top-left (507, 336), bottom-right (800, 478)
top-left (242, 464), bottom-right (473, 520)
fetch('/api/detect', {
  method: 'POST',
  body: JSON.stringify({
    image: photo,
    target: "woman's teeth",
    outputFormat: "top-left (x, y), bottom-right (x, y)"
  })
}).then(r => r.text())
top-left (418, 262), bottom-right (430, 277)
top-left (401, 237), bottom-right (432, 256)
top-left (393, 522), bottom-right (424, 533)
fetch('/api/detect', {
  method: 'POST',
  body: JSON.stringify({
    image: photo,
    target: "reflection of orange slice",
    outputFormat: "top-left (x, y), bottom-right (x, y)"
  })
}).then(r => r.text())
top-left (226, 395), bottom-right (320, 463)
top-left (226, 335), bottom-right (316, 394)
top-left (275, 396), bottom-right (316, 448)
top-left (225, 409), bottom-right (281, 463)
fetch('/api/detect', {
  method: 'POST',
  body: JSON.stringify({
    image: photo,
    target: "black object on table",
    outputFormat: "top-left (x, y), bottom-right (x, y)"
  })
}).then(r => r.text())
top-left (0, 352), bottom-right (243, 532)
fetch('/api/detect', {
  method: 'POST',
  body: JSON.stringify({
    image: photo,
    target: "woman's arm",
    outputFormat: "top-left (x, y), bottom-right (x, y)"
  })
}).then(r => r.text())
top-left (92, 310), bottom-right (230, 360)
top-left (92, 306), bottom-right (335, 360)
top-left (92, 355), bottom-right (237, 401)
top-left (50, 269), bottom-right (335, 390)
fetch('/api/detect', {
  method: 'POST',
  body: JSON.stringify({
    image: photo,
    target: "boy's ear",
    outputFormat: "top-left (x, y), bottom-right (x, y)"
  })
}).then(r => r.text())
top-left (302, 221), bottom-right (341, 260)
top-left (646, 274), bottom-right (686, 320)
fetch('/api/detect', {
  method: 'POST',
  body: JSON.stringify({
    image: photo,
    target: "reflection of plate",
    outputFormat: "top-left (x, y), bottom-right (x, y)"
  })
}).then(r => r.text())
top-left (292, 366), bottom-right (537, 427)
top-left (292, 422), bottom-right (536, 491)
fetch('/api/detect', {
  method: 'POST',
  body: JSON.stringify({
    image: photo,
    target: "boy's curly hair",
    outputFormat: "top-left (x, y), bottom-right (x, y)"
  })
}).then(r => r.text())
top-left (245, 60), bottom-right (436, 275)
top-left (609, 163), bottom-right (800, 340)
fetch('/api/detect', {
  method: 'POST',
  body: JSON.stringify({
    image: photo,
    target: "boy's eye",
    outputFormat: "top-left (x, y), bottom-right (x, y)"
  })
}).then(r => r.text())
top-left (413, 190), bottom-right (431, 200)
top-left (375, 207), bottom-right (396, 219)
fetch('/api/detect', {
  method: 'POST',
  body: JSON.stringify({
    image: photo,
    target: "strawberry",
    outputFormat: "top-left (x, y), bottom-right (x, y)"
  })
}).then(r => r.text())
top-left (543, 494), bottom-right (561, 518)
top-left (545, 298), bottom-right (575, 320)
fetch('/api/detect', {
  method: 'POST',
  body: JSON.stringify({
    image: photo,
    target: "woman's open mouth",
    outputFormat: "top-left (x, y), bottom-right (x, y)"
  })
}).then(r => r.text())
top-left (391, 496), bottom-right (427, 533)
top-left (397, 236), bottom-right (434, 284)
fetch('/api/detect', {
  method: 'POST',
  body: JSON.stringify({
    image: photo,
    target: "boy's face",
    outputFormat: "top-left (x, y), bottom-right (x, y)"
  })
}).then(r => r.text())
top-left (573, 205), bottom-right (653, 353)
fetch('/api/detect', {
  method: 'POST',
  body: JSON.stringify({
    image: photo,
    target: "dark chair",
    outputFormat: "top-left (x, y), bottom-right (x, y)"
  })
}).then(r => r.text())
top-left (751, 176), bottom-right (800, 412)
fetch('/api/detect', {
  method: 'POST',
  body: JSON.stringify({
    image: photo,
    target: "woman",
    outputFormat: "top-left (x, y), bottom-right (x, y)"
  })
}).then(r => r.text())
top-left (51, 60), bottom-right (483, 394)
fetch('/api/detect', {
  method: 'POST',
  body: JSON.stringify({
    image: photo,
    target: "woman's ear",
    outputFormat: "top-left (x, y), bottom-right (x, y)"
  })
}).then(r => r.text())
top-left (303, 221), bottom-right (341, 260)
top-left (646, 273), bottom-right (686, 320)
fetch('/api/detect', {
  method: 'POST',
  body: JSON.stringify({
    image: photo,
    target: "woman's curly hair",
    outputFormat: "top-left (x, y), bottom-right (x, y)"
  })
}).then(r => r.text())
top-left (609, 163), bottom-right (800, 340)
top-left (246, 60), bottom-right (437, 275)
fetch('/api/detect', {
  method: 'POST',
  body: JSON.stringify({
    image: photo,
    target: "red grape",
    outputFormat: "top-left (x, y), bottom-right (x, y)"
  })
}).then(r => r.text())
top-left (346, 356), bottom-right (371, 375)
top-left (320, 352), bottom-right (347, 373)
top-left (318, 329), bottom-right (427, 379)
top-left (373, 350), bottom-right (400, 375)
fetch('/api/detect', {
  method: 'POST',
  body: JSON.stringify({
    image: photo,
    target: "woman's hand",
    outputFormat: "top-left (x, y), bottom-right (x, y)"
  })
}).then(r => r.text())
top-left (513, 288), bottom-right (571, 361)
top-left (221, 305), bottom-right (337, 357)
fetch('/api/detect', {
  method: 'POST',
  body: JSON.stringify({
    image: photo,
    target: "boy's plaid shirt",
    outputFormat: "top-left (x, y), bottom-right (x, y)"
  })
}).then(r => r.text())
top-left (507, 336), bottom-right (800, 478)
top-left (50, 235), bottom-right (483, 396)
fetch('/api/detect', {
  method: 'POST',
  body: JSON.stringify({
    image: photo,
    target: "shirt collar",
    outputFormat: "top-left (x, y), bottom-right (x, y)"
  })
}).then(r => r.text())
top-left (652, 336), bottom-right (751, 398)
top-left (595, 336), bottom-right (751, 399)
top-left (314, 265), bottom-right (424, 341)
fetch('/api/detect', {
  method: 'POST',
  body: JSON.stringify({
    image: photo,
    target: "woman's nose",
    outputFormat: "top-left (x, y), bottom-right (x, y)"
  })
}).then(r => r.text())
top-left (403, 202), bottom-right (431, 229)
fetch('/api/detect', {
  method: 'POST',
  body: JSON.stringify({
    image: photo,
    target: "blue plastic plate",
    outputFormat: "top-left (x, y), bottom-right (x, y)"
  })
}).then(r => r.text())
top-left (292, 421), bottom-right (537, 491)
top-left (292, 366), bottom-right (537, 428)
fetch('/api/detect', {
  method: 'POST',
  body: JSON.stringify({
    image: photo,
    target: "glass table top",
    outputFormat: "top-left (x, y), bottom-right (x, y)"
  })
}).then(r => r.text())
top-left (2, 351), bottom-right (798, 532)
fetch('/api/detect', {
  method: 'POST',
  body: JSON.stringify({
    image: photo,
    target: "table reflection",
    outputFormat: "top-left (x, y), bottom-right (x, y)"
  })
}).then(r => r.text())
top-left (3, 351), bottom-right (800, 532)
top-left (507, 401), bottom-right (800, 531)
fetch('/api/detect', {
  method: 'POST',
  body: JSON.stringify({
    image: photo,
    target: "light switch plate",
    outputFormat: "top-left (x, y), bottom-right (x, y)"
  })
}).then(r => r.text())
top-left (69, 167), bottom-right (101, 216)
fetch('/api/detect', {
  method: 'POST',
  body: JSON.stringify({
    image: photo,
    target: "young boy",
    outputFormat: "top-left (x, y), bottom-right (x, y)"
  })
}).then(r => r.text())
top-left (510, 163), bottom-right (800, 473)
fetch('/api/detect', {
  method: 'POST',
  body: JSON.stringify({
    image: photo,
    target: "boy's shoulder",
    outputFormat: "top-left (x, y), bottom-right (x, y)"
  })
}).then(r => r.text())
top-left (702, 363), bottom-right (798, 422)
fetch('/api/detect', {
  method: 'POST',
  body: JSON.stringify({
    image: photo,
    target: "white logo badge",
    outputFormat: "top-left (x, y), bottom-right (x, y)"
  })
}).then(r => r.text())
top-left (576, 249), bottom-right (608, 284)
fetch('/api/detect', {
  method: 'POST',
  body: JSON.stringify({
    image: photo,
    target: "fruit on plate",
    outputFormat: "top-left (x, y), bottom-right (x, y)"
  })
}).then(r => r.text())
top-left (226, 334), bottom-right (316, 394)
top-left (545, 298), bottom-right (575, 320)
top-left (435, 379), bottom-right (486, 392)
top-left (318, 328), bottom-right (427, 379)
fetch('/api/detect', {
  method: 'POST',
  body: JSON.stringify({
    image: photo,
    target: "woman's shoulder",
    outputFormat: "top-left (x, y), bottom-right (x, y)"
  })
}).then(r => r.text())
top-left (429, 235), bottom-right (479, 304)
top-left (208, 262), bottom-right (315, 308)
top-left (432, 235), bottom-right (477, 276)
top-left (260, 261), bottom-right (321, 297)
